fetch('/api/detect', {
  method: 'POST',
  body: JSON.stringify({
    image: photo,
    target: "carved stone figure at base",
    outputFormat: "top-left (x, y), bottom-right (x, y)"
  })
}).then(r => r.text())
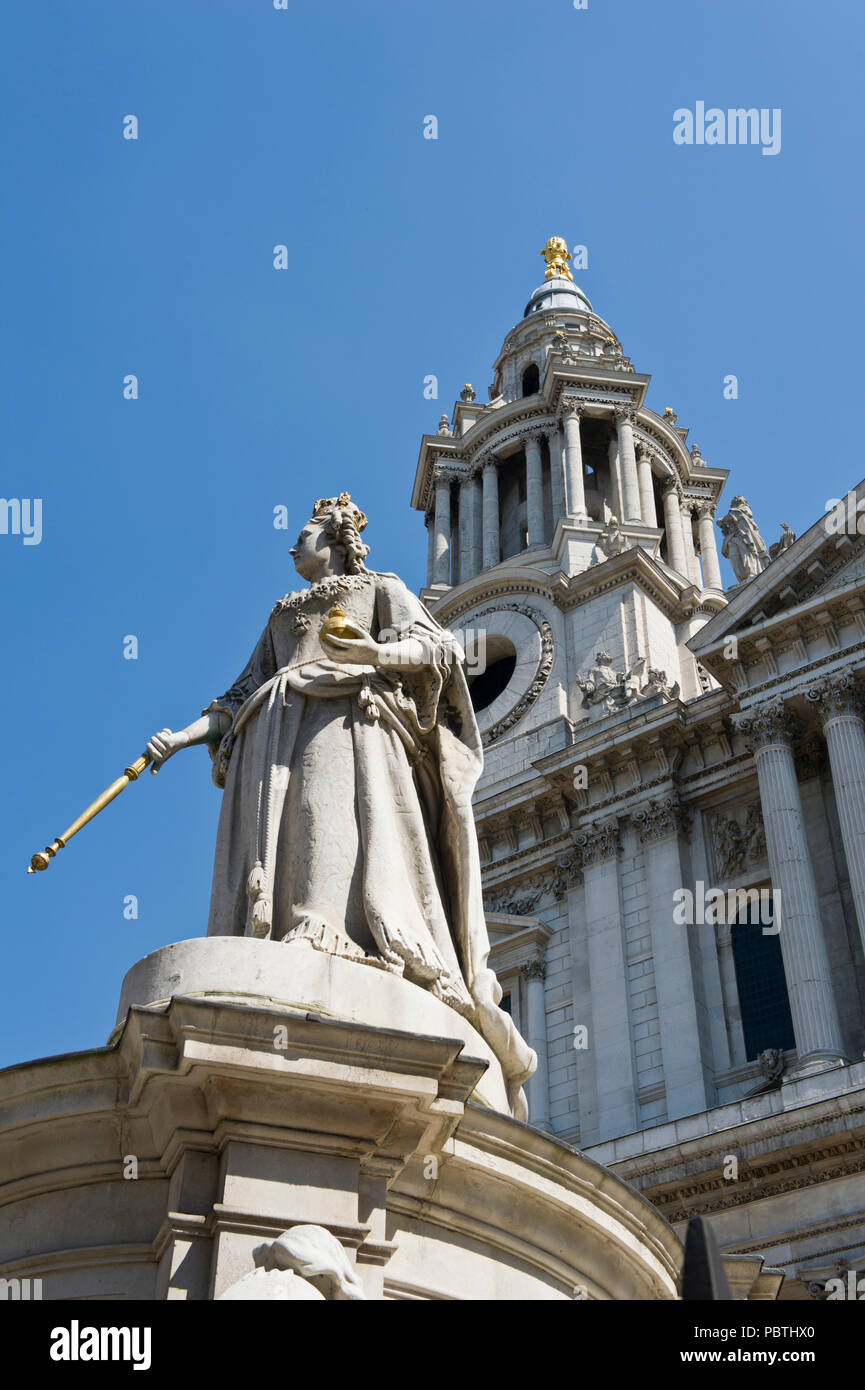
top-left (145, 494), bottom-right (536, 1119)
top-left (217, 1224), bottom-right (366, 1301)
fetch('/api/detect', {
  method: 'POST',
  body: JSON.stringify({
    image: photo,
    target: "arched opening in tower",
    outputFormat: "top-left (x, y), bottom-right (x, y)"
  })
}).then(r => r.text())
top-left (521, 363), bottom-right (540, 397)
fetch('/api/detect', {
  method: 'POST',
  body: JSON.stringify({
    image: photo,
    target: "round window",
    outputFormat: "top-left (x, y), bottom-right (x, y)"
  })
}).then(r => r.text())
top-left (467, 635), bottom-right (517, 713)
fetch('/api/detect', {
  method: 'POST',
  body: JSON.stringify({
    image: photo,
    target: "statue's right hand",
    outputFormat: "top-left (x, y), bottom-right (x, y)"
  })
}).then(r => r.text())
top-left (146, 728), bottom-right (189, 772)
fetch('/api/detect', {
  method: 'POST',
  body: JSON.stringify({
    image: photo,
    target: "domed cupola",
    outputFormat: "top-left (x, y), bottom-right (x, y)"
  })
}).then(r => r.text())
top-left (523, 238), bottom-right (593, 317)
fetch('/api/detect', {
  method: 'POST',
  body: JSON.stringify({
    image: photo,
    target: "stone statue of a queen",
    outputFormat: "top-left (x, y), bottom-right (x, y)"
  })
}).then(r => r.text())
top-left (147, 494), bottom-right (535, 1117)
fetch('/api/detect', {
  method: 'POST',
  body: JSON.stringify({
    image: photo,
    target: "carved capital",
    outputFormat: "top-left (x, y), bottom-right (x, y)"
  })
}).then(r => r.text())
top-left (560, 398), bottom-right (584, 420)
top-left (733, 699), bottom-right (795, 752)
top-left (433, 465), bottom-right (456, 486)
top-left (806, 667), bottom-right (863, 722)
top-left (631, 795), bottom-right (691, 844)
top-left (661, 479), bottom-right (681, 501)
top-left (574, 819), bottom-right (621, 867)
top-left (615, 406), bottom-right (637, 428)
top-left (519, 958), bottom-right (546, 982)
top-left (695, 500), bottom-right (716, 521)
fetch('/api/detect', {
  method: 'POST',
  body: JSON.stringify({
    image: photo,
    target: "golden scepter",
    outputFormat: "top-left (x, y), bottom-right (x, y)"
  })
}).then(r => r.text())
top-left (27, 753), bottom-right (155, 873)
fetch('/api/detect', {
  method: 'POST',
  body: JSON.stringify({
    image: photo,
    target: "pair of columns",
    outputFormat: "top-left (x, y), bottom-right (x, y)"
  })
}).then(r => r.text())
top-left (428, 439), bottom-right (549, 586)
top-left (561, 402), bottom-right (643, 524)
top-left (734, 678), bottom-right (865, 1074)
top-left (576, 799), bottom-right (711, 1139)
top-left (661, 489), bottom-right (723, 590)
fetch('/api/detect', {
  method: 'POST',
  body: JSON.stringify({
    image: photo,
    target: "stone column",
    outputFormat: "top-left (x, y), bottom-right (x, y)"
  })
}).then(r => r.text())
top-left (631, 796), bottom-right (711, 1120)
top-left (525, 432), bottom-right (545, 547)
top-left (680, 503), bottom-right (703, 587)
top-left (661, 483), bottom-right (689, 578)
top-left (468, 470), bottom-right (483, 577)
top-left (425, 511), bottom-right (435, 588)
top-left (432, 469), bottom-right (452, 585)
top-left (548, 428), bottom-right (566, 527)
top-left (575, 821), bottom-right (638, 1141)
top-left (608, 433), bottom-right (624, 524)
top-left (734, 701), bottom-right (846, 1073)
top-left (807, 670), bottom-right (865, 960)
top-left (481, 457), bottom-right (500, 568)
top-left (635, 444), bottom-right (658, 527)
top-left (458, 472), bottom-right (482, 582)
top-left (560, 401), bottom-right (588, 520)
top-left (520, 958), bottom-right (550, 1130)
top-left (615, 408), bottom-right (642, 522)
top-left (696, 502), bottom-right (723, 590)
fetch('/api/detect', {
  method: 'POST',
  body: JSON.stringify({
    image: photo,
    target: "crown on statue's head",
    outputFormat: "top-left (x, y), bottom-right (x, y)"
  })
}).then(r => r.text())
top-left (312, 492), bottom-right (368, 532)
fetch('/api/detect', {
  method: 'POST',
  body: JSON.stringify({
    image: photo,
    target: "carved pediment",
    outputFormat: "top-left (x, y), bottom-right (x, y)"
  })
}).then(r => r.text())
top-left (689, 481), bottom-right (865, 664)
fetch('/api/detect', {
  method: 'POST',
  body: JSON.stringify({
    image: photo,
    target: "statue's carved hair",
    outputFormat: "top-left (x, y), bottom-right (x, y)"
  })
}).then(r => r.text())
top-left (311, 492), bottom-right (370, 574)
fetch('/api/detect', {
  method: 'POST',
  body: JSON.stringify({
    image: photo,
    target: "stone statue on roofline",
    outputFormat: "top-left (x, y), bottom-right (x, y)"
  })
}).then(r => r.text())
top-left (145, 493), bottom-right (536, 1119)
top-left (718, 495), bottom-right (770, 581)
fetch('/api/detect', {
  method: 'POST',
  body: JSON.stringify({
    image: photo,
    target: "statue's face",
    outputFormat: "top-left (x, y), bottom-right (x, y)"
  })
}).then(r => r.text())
top-left (290, 521), bottom-right (337, 581)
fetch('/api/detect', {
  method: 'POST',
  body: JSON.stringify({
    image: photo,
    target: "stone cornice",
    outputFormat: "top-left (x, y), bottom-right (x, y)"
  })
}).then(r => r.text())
top-left (549, 546), bottom-right (724, 623)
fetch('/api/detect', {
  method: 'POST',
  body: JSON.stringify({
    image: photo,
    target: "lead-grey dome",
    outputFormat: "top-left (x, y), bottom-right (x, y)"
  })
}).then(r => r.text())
top-left (523, 275), bottom-right (593, 317)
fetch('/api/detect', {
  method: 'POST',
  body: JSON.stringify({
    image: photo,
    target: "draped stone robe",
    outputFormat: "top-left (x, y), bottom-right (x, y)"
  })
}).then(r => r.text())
top-left (203, 570), bottom-right (534, 1106)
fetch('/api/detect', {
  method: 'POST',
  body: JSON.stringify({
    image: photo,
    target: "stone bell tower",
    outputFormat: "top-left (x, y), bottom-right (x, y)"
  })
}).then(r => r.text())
top-left (411, 237), bottom-right (731, 1137)
top-left (412, 235), bottom-right (729, 791)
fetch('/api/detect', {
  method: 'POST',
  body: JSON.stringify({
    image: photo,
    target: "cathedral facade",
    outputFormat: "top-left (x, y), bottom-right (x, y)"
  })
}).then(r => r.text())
top-left (412, 238), bottom-right (865, 1300)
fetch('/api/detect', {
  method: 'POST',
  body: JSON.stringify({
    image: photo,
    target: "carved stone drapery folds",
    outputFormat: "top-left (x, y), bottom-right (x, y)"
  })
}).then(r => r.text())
top-left (631, 795), bottom-right (692, 844)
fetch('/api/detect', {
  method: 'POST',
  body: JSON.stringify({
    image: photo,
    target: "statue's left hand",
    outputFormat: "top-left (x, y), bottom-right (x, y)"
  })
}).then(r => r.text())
top-left (322, 626), bottom-right (382, 666)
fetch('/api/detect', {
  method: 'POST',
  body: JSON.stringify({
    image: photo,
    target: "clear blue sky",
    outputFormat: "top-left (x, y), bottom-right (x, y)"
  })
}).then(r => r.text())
top-left (2, 0), bottom-right (863, 1067)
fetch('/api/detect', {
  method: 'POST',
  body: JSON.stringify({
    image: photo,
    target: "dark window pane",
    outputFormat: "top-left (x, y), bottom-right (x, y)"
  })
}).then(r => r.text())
top-left (731, 897), bottom-right (795, 1059)
top-left (468, 653), bottom-right (517, 713)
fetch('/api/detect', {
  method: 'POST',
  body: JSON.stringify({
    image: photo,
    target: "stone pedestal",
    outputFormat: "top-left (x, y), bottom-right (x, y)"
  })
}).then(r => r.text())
top-left (0, 937), bottom-right (685, 1301)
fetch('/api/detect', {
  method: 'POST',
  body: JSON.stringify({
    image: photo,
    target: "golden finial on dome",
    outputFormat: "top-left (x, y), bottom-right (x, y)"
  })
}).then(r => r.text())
top-left (540, 236), bottom-right (574, 282)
